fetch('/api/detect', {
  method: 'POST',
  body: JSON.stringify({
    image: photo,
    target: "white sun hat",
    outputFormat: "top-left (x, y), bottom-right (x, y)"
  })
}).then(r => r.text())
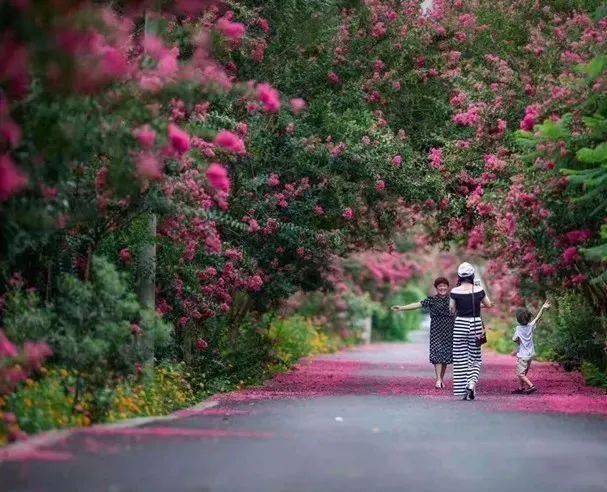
top-left (457, 262), bottom-right (475, 277)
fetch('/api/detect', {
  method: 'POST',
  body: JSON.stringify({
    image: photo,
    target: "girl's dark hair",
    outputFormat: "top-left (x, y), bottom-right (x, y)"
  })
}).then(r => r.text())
top-left (456, 274), bottom-right (474, 286)
top-left (516, 308), bottom-right (532, 325)
top-left (434, 277), bottom-right (449, 288)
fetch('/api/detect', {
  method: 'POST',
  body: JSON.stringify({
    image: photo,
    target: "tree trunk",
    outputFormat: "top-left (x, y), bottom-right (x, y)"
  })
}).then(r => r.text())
top-left (136, 10), bottom-right (160, 311)
top-left (136, 212), bottom-right (156, 309)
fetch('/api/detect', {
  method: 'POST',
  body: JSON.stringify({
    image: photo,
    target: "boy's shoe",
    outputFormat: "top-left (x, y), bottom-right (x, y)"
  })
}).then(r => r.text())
top-left (511, 388), bottom-right (525, 394)
top-left (524, 386), bottom-right (537, 394)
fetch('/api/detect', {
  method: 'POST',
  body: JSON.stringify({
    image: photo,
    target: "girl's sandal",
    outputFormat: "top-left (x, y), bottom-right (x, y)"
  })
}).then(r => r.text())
top-left (524, 386), bottom-right (537, 394)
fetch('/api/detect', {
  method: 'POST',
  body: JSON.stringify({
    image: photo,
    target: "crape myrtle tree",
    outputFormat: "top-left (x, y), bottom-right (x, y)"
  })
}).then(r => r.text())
top-left (1, 0), bottom-right (607, 413)
top-left (0, 0), bottom-right (439, 386)
top-left (236, 0), bottom-right (607, 365)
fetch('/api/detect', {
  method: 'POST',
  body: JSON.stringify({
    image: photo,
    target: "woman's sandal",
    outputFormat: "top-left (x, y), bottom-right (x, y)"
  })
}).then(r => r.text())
top-left (524, 386), bottom-right (537, 394)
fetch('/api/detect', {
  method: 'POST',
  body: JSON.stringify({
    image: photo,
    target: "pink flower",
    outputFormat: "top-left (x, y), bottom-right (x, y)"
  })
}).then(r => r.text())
top-left (100, 47), bottom-right (129, 80)
top-left (453, 105), bottom-right (482, 127)
top-left (267, 173), bottom-right (280, 187)
top-left (214, 130), bottom-right (246, 154)
top-left (0, 154), bottom-right (28, 201)
top-left (216, 17), bottom-right (246, 41)
top-left (342, 207), bottom-right (354, 220)
top-left (257, 83), bottom-right (281, 113)
top-left (520, 105), bottom-right (541, 132)
top-left (375, 179), bottom-right (386, 192)
top-left (290, 98), bottom-right (307, 114)
top-left (248, 219), bottom-right (260, 232)
top-left (257, 17), bottom-right (270, 33)
top-left (206, 163), bottom-right (231, 193)
top-left (540, 264), bottom-right (557, 277)
top-left (562, 247), bottom-right (580, 265)
top-left (131, 323), bottom-right (143, 336)
top-left (484, 154), bottom-right (507, 173)
top-left (314, 205), bottom-right (325, 216)
top-left (327, 72), bottom-right (341, 85)
top-left (142, 34), bottom-right (165, 58)
top-left (248, 275), bottom-right (264, 291)
top-left (136, 153), bottom-right (163, 180)
top-left (449, 91), bottom-right (468, 107)
top-left (428, 148), bottom-right (443, 169)
top-left (157, 49), bottom-right (179, 78)
top-left (0, 330), bottom-right (18, 358)
top-left (133, 125), bottom-right (156, 149)
top-left (40, 185), bottom-right (58, 201)
top-left (195, 338), bottom-right (209, 351)
top-left (565, 230), bottom-right (592, 245)
top-left (168, 123), bottom-right (190, 154)
top-left (570, 274), bottom-right (588, 286)
top-left (371, 22), bottom-right (387, 39)
top-left (391, 155), bottom-right (403, 167)
top-left (119, 248), bottom-right (132, 264)
top-left (0, 118), bottom-right (21, 148)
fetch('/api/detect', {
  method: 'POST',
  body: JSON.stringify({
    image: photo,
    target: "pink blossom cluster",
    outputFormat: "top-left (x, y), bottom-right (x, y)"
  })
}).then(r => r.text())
top-left (1, 330), bottom-right (52, 396)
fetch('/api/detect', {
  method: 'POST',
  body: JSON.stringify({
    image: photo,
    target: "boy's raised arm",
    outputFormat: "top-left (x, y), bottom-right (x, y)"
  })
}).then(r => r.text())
top-left (531, 300), bottom-right (551, 326)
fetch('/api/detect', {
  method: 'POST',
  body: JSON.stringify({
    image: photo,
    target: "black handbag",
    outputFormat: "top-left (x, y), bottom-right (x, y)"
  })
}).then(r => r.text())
top-left (472, 287), bottom-right (487, 346)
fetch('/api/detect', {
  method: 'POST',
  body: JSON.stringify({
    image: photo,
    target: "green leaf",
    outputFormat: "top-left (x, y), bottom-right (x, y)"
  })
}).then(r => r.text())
top-left (576, 143), bottom-right (607, 164)
top-left (582, 243), bottom-right (607, 262)
top-left (536, 118), bottom-right (570, 140)
top-left (589, 269), bottom-right (607, 287)
top-left (582, 115), bottom-right (607, 139)
top-left (593, 4), bottom-right (607, 22)
top-left (574, 55), bottom-right (607, 80)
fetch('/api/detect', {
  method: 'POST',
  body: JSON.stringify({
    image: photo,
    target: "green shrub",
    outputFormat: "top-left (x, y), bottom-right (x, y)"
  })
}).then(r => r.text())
top-left (3, 257), bottom-right (172, 410)
top-left (486, 318), bottom-right (518, 355)
top-left (580, 362), bottom-right (607, 389)
top-left (536, 292), bottom-right (607, 372)
top-left (185, 314), bottom-right (274, 397)
top-left (372, 286), bottom-right (424, 341)
top-left (268, 315), bottom-right (332, 368)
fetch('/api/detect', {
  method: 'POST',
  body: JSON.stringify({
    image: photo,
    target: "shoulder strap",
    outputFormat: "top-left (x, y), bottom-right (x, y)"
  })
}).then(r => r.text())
top-left (472, 285), bottom-right (475, 318)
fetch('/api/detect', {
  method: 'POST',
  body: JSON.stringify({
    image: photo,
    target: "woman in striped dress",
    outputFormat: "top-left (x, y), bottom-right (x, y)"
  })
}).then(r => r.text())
top-left (449, 262), bottom-right (492, 400)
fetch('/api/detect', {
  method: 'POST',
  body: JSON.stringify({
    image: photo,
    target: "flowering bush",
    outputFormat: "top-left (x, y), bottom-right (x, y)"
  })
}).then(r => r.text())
top-left (106, 363), bottom-right (195, 422)
top-left (2, 369), bottom-right (91, 439)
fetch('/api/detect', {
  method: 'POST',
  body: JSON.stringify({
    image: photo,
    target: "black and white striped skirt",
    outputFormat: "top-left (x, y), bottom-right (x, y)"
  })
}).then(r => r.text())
top-left (453, 316), bottom-right (483, 398)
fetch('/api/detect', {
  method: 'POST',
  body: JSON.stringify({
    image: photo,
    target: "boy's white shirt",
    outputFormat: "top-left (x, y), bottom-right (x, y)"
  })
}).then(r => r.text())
top-left (513, 321), bottom-right (536, 359)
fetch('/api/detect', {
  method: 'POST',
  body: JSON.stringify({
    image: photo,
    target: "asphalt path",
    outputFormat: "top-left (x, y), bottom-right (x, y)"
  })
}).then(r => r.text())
top-left (2, 322), bottom-right (607, 492)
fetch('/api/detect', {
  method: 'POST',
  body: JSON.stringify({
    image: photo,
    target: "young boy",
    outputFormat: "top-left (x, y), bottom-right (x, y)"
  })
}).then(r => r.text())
top-left (511, 300), bottom-right (550, 394)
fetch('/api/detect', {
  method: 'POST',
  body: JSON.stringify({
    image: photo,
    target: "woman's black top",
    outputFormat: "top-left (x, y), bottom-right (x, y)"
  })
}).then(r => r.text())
top-left (450, 289), bottom-right (485, 317)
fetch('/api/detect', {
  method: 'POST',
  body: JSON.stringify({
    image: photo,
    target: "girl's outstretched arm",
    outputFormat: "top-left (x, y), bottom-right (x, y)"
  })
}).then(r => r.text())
top-left (391, 301), bottom-right (422, 312)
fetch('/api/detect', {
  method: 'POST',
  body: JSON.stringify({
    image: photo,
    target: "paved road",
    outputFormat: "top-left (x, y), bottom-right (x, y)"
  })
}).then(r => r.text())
top-left (2, 324), bottom-right (607, 492)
